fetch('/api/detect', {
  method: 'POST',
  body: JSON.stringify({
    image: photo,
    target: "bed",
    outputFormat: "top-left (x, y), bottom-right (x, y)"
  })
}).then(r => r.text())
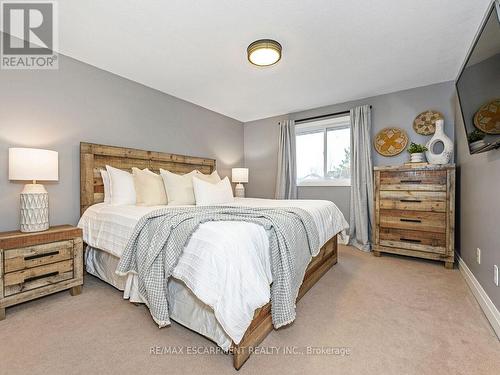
top-left (79, 142), bottom-right (348, 369)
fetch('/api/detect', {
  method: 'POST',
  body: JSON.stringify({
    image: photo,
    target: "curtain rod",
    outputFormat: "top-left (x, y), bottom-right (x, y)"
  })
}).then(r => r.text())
top-left (295, 105), bottom-right (372, 124)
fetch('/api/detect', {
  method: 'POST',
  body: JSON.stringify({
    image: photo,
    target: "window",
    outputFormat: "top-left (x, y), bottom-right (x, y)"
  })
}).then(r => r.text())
top-left (296, 115), bottom-right (351, 186)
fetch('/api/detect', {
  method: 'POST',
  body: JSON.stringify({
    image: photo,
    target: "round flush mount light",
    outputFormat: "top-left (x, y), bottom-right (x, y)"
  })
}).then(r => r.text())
top-left (247, 39), bottom-right (282, 67)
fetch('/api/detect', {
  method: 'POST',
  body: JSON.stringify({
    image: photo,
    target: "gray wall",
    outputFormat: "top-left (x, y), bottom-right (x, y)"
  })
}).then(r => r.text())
top-left (244, 81), bottom-right (456, 221)
top-left (455, 94), bottom-right (500, 311)
top-left (0, 52), bottom-right (243, 232)
top-left (243, 115), bottom-right (282, 199)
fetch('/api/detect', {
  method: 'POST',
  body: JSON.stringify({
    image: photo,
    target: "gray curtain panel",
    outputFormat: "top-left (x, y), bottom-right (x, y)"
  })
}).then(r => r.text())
top-left (275, 120), bottom-right (298, 199)
top-left (349, 105), bottom-right (374, 251)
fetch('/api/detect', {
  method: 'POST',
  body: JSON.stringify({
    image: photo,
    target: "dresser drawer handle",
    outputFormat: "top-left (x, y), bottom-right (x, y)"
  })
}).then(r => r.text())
top-left (400, 238), bottom-right (422, 243)
top-left (24, 271), bottom-right (59, 283)
top-left (400, 180), bottom-right (421, 184)
top-left (400, 218), bottom-right (422, 223)
top-left (24, 251), bottom-right (60, 261)
top-left (400, 199), bottom-right (422, 203)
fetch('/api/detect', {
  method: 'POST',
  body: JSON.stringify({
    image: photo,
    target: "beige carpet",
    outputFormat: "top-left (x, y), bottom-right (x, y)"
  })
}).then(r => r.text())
top-left (1, 245), bottom-right (499, 375)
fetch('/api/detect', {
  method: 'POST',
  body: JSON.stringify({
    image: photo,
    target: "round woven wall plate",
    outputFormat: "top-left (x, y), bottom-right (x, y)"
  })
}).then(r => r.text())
top-left (374, 127), bottom-right (408, 156)
top-left (413, 110), bottom-right (443, 135)
top-left (474, 99), bottom-right (500, 134)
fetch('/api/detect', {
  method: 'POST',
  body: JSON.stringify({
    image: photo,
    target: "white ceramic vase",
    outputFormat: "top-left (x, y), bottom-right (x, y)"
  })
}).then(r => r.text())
top-left (409, 152), bottom-right (425, 163)
top-left (425, 119), bottom-right (453, 165)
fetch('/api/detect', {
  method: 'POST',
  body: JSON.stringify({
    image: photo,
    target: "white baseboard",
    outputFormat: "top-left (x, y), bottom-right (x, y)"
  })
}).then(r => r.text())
top-left (457, 255), bottom-right (500, 340)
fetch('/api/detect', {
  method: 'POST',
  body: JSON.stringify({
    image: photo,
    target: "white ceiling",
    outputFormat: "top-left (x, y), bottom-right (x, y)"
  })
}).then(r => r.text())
top-left (56, 0), bottom-right (491, 122)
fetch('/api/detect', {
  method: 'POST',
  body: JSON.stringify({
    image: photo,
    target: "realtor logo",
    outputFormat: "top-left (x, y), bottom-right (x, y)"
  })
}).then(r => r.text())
top-left (1, 1), bottom-right (58, 69)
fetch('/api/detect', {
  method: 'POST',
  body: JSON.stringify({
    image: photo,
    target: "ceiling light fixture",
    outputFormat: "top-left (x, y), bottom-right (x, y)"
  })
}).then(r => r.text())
top-left (247, 39), bottom-right (282, 67)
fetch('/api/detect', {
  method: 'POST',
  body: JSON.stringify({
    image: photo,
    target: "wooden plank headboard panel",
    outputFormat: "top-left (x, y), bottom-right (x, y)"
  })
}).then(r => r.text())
top-left (80, 142), bottom-right (216, 215)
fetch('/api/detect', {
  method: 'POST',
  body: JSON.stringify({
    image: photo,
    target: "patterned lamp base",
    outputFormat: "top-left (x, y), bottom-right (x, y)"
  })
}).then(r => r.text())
top-left (20, 184), bottom-right (49, 233)
top-left (235, 183), bottom-right (245, 198)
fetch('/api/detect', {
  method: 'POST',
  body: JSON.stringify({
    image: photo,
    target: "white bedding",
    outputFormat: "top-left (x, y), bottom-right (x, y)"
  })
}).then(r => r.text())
top-left (78, 198), bottom-right (348, 346)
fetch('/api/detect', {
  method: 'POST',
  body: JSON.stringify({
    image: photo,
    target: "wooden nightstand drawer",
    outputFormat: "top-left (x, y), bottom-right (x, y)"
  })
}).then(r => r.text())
top-left (380, 170), bottom-right (446, 191)
top-left (4, 240), bottom-right (74, 273)
top-left (4, 259), bottom-right (74, 297)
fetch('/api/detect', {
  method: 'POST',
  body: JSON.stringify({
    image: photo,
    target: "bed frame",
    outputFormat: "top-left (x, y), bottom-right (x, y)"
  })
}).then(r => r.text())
top-left (80, 142), bottom-right (338, 370)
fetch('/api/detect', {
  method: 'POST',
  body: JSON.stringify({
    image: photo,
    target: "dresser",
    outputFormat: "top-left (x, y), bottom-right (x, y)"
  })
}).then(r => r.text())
top-left (0, 225), bottom-right (83, 320)
top-left (373, 164), bottom-right (455, 268)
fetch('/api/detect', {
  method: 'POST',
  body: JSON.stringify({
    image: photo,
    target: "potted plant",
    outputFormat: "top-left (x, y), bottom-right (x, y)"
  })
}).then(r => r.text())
top-left (468, 130), bottom-right (486, 152)
top-left (407, 142), bottom-right (428, 163)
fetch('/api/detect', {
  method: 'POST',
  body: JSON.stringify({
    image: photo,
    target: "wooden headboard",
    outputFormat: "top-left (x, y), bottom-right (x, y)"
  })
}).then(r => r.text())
top-left (80, 142), bottom-right (216, 215)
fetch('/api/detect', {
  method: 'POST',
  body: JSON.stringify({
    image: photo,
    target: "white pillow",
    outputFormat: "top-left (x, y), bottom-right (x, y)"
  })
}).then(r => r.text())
top-left (192, 176), bottom-right (234, 205)
top-left (106, 165), bottom-right (136, 206)
top-left (132, 167), bottom-right (168, 206)
top-left (100, 169), bottom-right (111, 204)
top-left (160, 169), bottom-right (199, 206)
top-left (195, 170), bottom-right (221, 184)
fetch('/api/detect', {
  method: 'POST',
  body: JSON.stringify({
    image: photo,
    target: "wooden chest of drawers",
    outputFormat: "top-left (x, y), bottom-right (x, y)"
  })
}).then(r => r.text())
top-left (373, 164), bottom-right (455, 268)
top-left (0, 225), bottom-right (83, 320)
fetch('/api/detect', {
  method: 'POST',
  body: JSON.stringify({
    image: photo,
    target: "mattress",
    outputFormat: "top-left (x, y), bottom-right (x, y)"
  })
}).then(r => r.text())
top-left (78, 198), bottom-right (348, 348)
top-left (79, 198), bottom-right (346, 258)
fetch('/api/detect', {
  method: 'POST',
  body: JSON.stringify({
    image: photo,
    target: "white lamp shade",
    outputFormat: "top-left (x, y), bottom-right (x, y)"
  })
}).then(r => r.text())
top-left (9, 148), bottom-right (59, 181)
top-left (232, 168), bottom-right (249, 183)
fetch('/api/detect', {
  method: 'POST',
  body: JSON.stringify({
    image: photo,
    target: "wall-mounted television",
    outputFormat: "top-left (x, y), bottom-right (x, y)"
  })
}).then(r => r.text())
top-left (456, 0), bottom-right (500, 154)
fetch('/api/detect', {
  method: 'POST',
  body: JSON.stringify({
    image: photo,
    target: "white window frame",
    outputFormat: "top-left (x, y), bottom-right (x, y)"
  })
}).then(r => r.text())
top-left (296, 115), bottom-right (351, 187)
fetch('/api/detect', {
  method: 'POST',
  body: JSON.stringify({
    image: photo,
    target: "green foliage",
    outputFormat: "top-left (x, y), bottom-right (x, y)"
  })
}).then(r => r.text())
top-left (327, 147), bottom-right (350, 179)
top-left (407, 142), bottom-right (428, 154)
top-left (468, 130), bottom-right (485, 143)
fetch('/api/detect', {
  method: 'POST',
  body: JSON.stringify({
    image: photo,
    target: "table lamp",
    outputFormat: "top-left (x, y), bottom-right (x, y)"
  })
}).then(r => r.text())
top-left (232, 168), bottom-right (249, 198)
top-left (9, 148), bottom-right (59, 232)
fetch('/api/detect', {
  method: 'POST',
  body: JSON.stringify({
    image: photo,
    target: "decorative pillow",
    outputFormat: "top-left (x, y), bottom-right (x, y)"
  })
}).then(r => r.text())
top-left (192, 176), bottom-right (234, 205)
top-left (160, 169), bottom-right (199, 206)
top-left (106, 165), bottom-right (136, 206)
top-left (132, 168), bottom-right (167, 206)
top-left (100, 169), bottom-right (111, 204)
top-left (195, 170), bottom-right (221, 184)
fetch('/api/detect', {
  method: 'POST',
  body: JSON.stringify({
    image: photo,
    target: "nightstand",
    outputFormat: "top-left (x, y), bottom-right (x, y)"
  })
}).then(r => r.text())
top-left (0, 225), bottom-right (83, 320)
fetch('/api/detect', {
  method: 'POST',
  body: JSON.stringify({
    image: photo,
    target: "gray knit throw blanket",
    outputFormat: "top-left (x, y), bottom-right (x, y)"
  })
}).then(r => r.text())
top-left (116, 206), bottom-right (320, 329)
